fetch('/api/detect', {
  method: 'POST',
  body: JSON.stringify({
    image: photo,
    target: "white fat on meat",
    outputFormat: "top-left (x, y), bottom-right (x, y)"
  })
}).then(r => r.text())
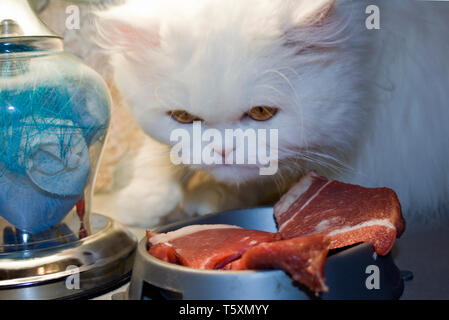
top-left (278, 180), bottom-right (332, 231)
top-left (149, 224), bottom-right (241, 245)
top-left (274, 171), bottom-right (319, 219)
top-left (326, 219), bottom-right (395, 237)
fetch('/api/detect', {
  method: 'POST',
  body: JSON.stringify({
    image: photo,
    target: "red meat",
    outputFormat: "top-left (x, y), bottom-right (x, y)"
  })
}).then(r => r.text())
top-left (147, 225), bottom-right (330, 292)
top-left (147, 225), bottom-right (281, 269)
top-left (275, 171), bottom-right (406, 255)
top-left (146, 172), bottom-right (406, 293)
top-left (225, 235), bottom-right (330, 292)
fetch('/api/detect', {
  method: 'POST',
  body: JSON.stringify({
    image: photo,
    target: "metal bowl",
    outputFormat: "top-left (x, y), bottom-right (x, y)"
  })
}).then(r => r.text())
top-left (128, 207), bottom-right (404, 300)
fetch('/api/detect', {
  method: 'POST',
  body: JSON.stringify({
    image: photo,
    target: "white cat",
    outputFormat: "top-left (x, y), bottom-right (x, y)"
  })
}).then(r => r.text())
top-left (41, 0), bottom-right (449, 227)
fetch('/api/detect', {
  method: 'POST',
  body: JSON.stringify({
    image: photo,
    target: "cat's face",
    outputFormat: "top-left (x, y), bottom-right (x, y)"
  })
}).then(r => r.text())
top-left (98, 0), bottom-right (364, 184)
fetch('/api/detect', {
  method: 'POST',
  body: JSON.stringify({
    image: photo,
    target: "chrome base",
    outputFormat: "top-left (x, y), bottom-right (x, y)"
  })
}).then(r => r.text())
top-left (0, 214), bottom-right (137, 300)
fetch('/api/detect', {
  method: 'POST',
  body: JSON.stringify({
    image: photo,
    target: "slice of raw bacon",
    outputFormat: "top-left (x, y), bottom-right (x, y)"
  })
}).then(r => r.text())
top-left (274, 171), bottom-right (405, 256)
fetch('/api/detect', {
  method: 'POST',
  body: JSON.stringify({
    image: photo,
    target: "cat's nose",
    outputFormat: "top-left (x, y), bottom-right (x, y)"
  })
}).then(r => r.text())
top-left (213, 147), bottom-right (234, 159)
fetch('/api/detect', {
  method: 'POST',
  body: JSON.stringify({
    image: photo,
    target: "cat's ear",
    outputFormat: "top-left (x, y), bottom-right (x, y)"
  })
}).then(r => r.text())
top-left (94, 6), bottom-right (160, 53)
top-left (289, 0), bottom-right (336, 26)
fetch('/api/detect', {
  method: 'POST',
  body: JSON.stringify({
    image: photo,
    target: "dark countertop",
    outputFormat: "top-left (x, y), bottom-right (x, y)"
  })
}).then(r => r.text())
top-left (96, 217), bottom-right (449, 300)
top-left (393, 219), bottom-right (449, 299)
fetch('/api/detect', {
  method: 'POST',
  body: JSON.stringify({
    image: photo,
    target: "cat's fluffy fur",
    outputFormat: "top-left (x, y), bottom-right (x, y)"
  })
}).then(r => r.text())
top-left (41, 0), bottom-right (449, 227)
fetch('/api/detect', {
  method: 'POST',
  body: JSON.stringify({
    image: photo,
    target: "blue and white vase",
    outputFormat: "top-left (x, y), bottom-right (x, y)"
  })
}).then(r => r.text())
top-left (0, 0), bottom-right (110, 235)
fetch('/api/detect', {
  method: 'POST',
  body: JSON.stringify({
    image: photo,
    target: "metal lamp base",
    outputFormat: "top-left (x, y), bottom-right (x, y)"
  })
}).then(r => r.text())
top-left (0, 214), bottom-right (136, 300)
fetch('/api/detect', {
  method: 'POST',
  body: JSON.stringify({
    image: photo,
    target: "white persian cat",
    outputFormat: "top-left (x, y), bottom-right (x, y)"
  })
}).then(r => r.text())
top-left (41, 0), bottom-right (449, 227)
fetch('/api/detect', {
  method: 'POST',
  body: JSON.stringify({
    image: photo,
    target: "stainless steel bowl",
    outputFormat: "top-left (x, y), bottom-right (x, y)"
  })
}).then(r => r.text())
top-left (128, 207), bottom-right (404, 300)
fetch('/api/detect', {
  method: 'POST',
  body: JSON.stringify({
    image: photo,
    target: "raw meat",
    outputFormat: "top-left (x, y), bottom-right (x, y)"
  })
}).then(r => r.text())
top-left (224, 235), bottom-right (330, 292)
top-left (146, 172), bottom-right (406, 293)
top-left (147, 225), bottom-right (330, 292)
top-left (275, 171), bottom-right (406, 255)
top-left (147, 224), bottom-right (281, 269)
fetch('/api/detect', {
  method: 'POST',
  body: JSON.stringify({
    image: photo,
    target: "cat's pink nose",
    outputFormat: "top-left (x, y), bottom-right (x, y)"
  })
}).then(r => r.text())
top-left (214, 147), bottom-right (234, 159)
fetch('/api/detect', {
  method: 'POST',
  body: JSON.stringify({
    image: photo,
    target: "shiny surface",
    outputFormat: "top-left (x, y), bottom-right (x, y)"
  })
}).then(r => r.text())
top-left (0, 0), bottom-right (59, 39)
top-left (0, 214), bottom-right (137, 299)
top-left (0, 0), bottom-right (133, 300)
top-left (128, 207), bottom-right (404, 300)
top-left (0, 28), bottom-right (110, 235)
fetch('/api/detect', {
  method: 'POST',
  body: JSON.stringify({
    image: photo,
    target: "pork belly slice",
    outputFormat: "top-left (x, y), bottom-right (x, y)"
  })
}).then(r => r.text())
top-left (225, 235), bottom-right (330, 292)
top-left (147, 224), bottom-right (281, 269)
top-left (275, 171), bottom-right (406, 256)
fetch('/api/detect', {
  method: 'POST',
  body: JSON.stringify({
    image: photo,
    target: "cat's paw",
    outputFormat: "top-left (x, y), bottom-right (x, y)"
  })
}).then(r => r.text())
top-left (182, 182), bottom-right (243, 217)
top-left (115, 177), bottom-right (183, 227)
top-left (93, 137), bottom-right (185, 228)
top-left (93, 177), bottom-right (183, 228)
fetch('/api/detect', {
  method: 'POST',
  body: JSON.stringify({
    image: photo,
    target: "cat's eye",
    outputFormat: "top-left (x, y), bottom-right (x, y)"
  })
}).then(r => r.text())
top-left (247, 106), bottom-right (278, 121)
top-left (168, 110), bottom-right (203, 124)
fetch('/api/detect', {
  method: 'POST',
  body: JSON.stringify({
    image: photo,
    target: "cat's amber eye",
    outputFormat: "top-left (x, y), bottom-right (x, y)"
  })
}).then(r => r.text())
top-left (247, 106), bottom-right (278, 121)
top-left (168, 110), bottom-right (203, 124)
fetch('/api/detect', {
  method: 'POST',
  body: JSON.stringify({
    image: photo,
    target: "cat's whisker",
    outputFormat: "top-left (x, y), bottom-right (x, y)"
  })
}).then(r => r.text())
top-left (260, 70), bottom-right (307, 153)
top-left (261, 69), bottom-right (296, 96)
top-left (254, 84), bottom-right (284, 100)
top-left (299, 150), bottom-right (354, 176)
top-left (301, 149), bottom-right (350, 169)
top-left (272, 174), bottom-right (283, 196)
top-left (289, 107), bottom-right (308, 150)
top-left (274, 144), bottom-right (353, 177)
top-left (261, 70), bottom-right (308, 153)
top-left (276, 66), bottom-right (299, 78)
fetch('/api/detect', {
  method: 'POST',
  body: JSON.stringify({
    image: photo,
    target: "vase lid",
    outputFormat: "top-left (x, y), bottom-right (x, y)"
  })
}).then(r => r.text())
top-left (0, 0), bottom-right (60, 40)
